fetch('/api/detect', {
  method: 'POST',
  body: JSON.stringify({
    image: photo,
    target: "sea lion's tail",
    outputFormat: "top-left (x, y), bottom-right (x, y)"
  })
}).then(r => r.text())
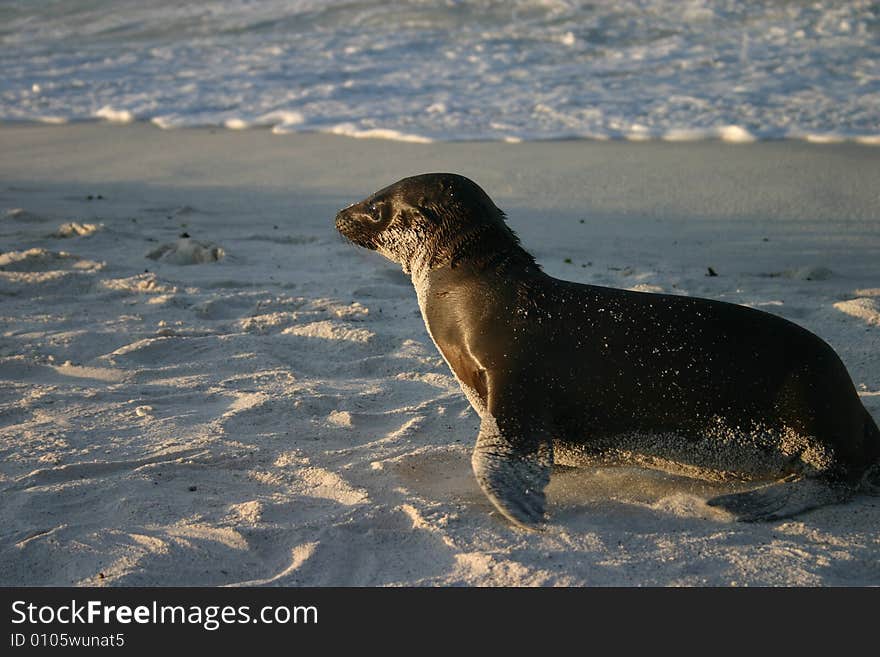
top-left (860, 409), bottom-right (880, 494)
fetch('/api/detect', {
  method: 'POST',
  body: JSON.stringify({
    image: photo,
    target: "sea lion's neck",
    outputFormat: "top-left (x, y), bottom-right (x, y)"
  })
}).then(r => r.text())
top-left (405, 222), bottom-right (538, 275)
top-left (410, 248), bottom-right (540, 302)
top-left (411, 256), bottom-right (546, 419)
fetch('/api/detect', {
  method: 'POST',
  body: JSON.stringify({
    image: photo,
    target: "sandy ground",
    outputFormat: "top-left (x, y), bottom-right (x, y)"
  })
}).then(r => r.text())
top-left (0, 123), bottom-right (878, 586)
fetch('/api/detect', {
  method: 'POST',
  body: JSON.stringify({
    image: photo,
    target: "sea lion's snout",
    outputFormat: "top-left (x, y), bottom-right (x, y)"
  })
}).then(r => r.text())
top-left (335, 202), bottom-right (381, 250)
top-left (333, 206), bottom-right (353, 233)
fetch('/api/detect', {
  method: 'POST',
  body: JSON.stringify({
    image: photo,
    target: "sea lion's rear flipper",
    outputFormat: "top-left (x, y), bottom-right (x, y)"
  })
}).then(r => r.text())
top-left (471, 417), bottom-right (553, 531)
top-left (706, 475), bottom-right (852, 522)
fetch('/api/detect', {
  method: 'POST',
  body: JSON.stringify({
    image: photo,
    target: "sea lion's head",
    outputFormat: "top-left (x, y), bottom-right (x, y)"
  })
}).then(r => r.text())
top-left (335, 173), bottom-right (531, 274)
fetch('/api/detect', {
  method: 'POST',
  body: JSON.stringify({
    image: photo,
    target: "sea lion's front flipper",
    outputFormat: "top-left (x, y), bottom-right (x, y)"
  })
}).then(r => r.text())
top-left (471, 416), bottom-right (553, 531)
top-left (706, 474), bottom-right (852, 522)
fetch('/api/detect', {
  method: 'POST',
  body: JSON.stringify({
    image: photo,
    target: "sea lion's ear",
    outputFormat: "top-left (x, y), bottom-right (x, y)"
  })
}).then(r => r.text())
top-left (414, 205), bottom-right (442, 225)
top-left (414, 195), bottom-right (442, 219)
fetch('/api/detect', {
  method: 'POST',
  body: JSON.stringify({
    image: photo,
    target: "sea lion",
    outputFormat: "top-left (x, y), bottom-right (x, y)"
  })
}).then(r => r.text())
top-left (335, 173), bottom-right (880, 530)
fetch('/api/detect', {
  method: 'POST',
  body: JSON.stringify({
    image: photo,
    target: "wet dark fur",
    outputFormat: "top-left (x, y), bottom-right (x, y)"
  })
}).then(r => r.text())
top-left (336, 173), bottom-right (880, 529)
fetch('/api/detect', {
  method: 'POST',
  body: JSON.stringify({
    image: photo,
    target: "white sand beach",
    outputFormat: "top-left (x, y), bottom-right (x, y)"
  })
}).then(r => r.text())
top-left (0, 123), bottom-right (878, 586)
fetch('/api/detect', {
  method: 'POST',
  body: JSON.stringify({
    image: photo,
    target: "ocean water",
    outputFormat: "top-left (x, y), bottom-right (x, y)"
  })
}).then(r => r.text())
top-left (1, 0), bottom-right (878, 143)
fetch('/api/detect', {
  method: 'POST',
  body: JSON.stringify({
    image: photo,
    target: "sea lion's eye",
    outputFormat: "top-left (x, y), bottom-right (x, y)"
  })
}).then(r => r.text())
top-left (366, 202), bottom-right (389, 224)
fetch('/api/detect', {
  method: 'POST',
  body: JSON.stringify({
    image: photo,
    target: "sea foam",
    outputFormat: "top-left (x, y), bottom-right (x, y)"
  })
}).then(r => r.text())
top-left (1, 1), bottom-right (877, 143)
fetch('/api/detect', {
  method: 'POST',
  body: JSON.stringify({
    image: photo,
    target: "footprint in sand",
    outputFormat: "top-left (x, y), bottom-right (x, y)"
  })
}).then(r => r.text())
top-left (101, 272), bottom-right (177, 295)
top-left (51, 222), bottom-right (102, 238)
top-left (240, 234), bottom-right (318, 245)
top-left (4, 208), bottom-right (49, 223)
top-left (627, 283), bottom-right (665, 293)
top-left (0, 248), bottom-right (103, 295)
top-left (761, 266), bottom-right (833, 281)
top-left (143, 205), bottom-right (202, 216)
top-left (0, 248), bottom-right (102, 272)
top-left (281, 320), bottom-right (375, 343)
top-left (146, 236), bottom-right (224, 265)
top-left (834, 297), bottom-right (880, 326)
